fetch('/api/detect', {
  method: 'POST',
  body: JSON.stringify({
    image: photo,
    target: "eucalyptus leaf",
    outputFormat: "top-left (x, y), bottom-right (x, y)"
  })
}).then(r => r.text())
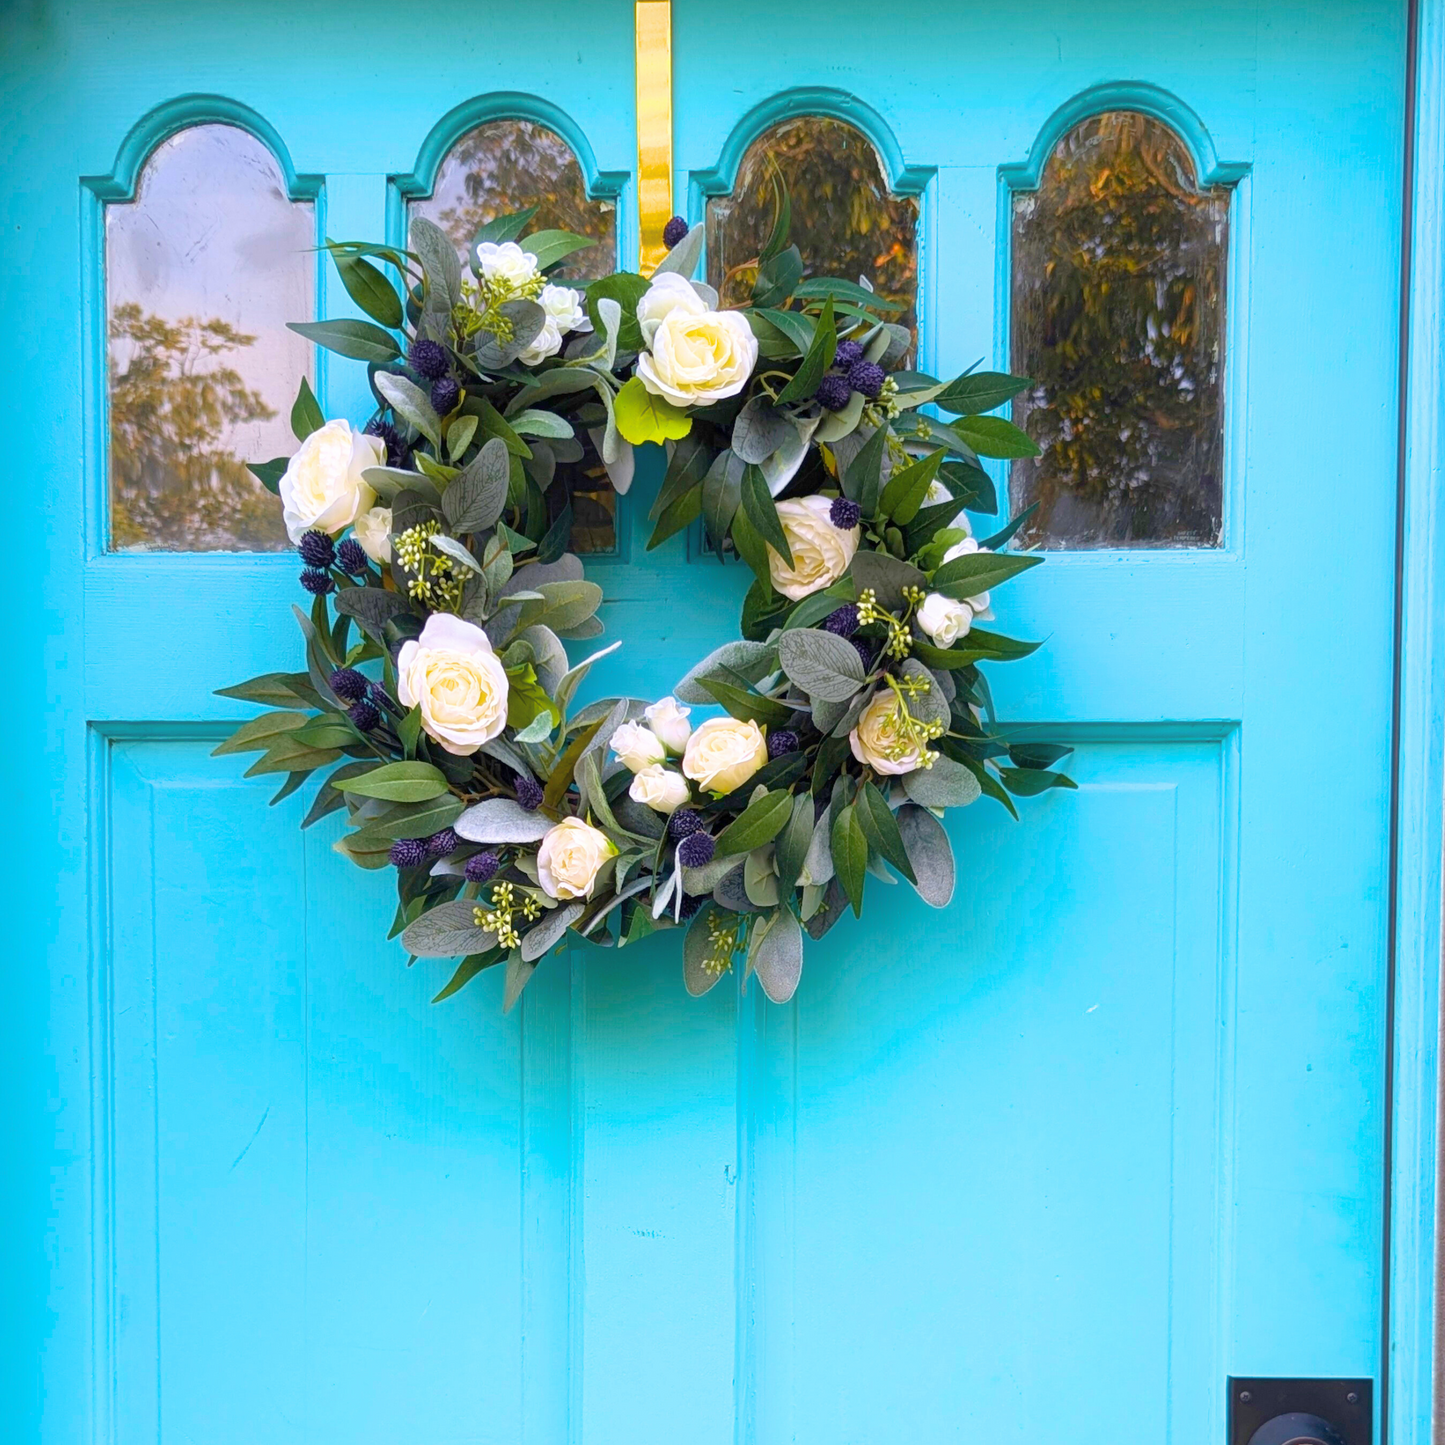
top-left (902, 756), bottom-right (983, 810)
top-left (776, 628), bottom-right (866, 702)
top-left (443, 436), bottom-right (511, 533)
top-left (732, 395), bottom-right (792, 464)
top-left (402, 898), bottom-right (496, 958)
top-left (520, 902), bottom-right (584, 962)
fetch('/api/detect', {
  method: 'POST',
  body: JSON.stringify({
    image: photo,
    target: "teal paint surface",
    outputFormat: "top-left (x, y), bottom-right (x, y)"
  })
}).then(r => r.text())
top-left (2, 1), bottom-right (1427, 1441)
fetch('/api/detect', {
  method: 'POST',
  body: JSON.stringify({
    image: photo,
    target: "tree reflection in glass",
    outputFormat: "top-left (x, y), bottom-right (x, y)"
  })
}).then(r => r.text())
top-left (410, 120), bottom-right (617, 283)
top-left (106, 123), bottom-right (313, 551)
top-left (707, 116), bottom-right (919, 336)
top-left (411, 120), bottom-right (620, 552)
top-left (1010, 111), bottom-right (1228, 549)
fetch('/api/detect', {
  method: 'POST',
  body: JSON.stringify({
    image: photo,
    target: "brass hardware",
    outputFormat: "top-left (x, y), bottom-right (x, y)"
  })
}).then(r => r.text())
top-left (635, 0), bottom-right (673, 274)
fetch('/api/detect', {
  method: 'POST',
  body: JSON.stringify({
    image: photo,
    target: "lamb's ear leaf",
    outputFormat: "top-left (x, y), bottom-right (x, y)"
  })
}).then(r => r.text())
top-left (684, 904), bottom-right (729, 996)
top-left (752, 906), bottom-right (804, 1003)
top-left (896, 803), bottom-right (956, 907)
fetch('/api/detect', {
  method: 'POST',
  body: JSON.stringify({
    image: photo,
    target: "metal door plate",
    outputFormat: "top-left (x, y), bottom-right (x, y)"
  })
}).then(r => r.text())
top-left (1228, 1377), bottom-right (1372, 1445)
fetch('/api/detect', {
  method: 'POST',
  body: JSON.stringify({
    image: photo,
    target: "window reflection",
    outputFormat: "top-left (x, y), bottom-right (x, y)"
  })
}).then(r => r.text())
top-left (1010, 111), bottom-right (1228, 548)
top-left (412, 119), bottom-right (618, 552)
top-left (107, 123), bottom-right (313, 552)
top-left (706, 116), bottom-right (919, 335)
top-left (409, 119), bottom-right (617, 283)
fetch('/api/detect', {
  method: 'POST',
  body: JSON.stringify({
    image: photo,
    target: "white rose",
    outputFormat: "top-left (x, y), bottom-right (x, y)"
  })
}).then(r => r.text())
top-left (279, 419), bottom-right (383, 542)
top-left (611, 719), bottom-right (666, 772)
top-left (637, 306), bottom-right (759, 408)
top-left (352, 506), bottom-right (392, 563)
top-left (474, 240), bottom-right (540, 291)
top-left (915, 591), bottom-right (973, 648)
top-left (536, 816), bottom-right (617, 900)
top-left (629, 764), bottom-right (692, 814)
top-left (396, 612), bottom-right (510, 756)
top-left (923, 479), bottom-right (973, 536)
top-left (635, 272), bottom-right (706, 343)
top-left (766, 494), bottom-right (860, 601)
top-left (539, 282), bottom-right (591, 335)
top-left (518, 317), bottom-right (563, 367)
top-left (643, 696), bottom-right (692, 754)
top-left (941, 536), bottom-right (991, 614)
top-left (682, 716), bottom-right (768, 795)
top-left (849, 690), bottom-right (924, 776)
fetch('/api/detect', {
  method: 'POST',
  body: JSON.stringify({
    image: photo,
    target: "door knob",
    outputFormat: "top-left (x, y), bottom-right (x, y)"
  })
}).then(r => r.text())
top-left (1247, 1412), bottom-right (1348, 1445)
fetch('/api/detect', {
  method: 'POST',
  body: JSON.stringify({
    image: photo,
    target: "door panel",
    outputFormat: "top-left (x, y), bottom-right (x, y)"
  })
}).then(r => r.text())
top-left (9, 0), bottom-right (1408, 1442)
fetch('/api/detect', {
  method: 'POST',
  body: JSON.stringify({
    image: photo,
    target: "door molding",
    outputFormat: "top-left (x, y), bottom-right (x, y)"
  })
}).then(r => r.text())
top-left (1390, 0), bottom-right (1444, 1440)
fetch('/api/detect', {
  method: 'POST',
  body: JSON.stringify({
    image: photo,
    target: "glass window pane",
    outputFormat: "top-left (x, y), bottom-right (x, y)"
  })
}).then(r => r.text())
top-left (706, 116), bottom-right (919, 336)
top-left (107, 123), bottom-right (313, 552)
top-left (411, 119), bottom-right (619, 553)
top-left (1010, 111), bottom-right (1228, 549)
top-left (409, 119), bottom-right (617, 283)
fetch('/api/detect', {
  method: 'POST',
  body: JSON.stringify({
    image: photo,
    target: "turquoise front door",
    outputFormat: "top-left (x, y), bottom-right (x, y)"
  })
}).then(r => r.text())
top-left (7, 1), bottom-right (1429, 1441)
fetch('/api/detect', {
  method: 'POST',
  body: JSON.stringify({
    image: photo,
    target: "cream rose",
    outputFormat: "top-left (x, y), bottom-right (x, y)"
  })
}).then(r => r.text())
top-left (352, 506), bottom-right (393, 564)
top-left (915, 591), bottom-right (973, 648)
top-left (474, 240), bottom-right (540, 291)
top-left (635, 272), bottom-right (706, 340)
top-left (766, 494), bottom-right (860, 601)
top-left (279, 419), bottom-right (383, 542)
top-left (396, 613), bottom-right (510, 756)
top-left (518, 317), bottom-right (563, 367)
top-left (849, 690), bottom-right (924, 776)
top-left (536, 817), bottom-right (616, 900)
top-left (682, 716), bottom-right (768, 795)
top-left (637, 303), bottom-right (758, 408)
top-left (629, 764), bottom-right (691, 814)
top-left (611, 719), bottom-right (666, 772)
top-left (643, 696), bottom-right (692, 754)
top-left (540, 282), bottom-right (591, 334)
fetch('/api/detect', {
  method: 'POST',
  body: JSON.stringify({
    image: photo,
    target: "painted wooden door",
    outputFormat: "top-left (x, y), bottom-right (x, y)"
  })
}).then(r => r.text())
top-left (6, 1), bottom-right (1413, 1442)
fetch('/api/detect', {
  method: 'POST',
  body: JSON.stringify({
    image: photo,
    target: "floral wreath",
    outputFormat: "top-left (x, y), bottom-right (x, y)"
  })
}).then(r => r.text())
top-left (219, 195), bottom-right (1074, 1009)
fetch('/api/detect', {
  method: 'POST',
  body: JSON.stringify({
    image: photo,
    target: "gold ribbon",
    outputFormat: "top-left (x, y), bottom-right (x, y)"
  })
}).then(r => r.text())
top-left (635, 0), bottom-right (673, 275)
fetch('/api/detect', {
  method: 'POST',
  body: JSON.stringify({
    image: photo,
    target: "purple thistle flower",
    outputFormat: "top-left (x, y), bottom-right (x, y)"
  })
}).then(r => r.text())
top-left (336, 537), bottom-right (368, 575)
top-left (407, 338), bottom-right (448, 380)
top-left (847, 360), bottom-right (886, 399)
top-left (822, 604), bottom-right (860, 638)
top-left (300, 567), bottom-right (334, 596)
top-left (677, 831), bottom-right (716, 868)
top-left (829, 497), bottom-right (861, 530)
top-left (465, 851), bottom-right (501, 884)
top-left (298, 530), bottom-right (335, 568)
top-left (815, 373), bottom-right (853, 411)
top-left (833, 339), bottom-right (865, 369)
top-left (347, 699), bottom-right (381, 732)
top-left (663, 215), bottom-right (690, 248)
top-left (767, 729), bottom-right (799, 759)
top-left (389, 838), bottom-right (426, 868)
top-left (515, 775), bottom-right (544, 811)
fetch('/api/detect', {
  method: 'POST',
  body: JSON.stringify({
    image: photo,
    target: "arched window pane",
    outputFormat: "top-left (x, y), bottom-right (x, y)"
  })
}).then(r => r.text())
top-left (706, 116), bottom-right (919, 335)
top-left (411, 120), bottom-right (619, 553)
top-left (107, 124), bottom-right (313, 552)
top-left (409, 120), bottom-right (616, 282)
top-left (1010, 111), bottom-right (1228, 548)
